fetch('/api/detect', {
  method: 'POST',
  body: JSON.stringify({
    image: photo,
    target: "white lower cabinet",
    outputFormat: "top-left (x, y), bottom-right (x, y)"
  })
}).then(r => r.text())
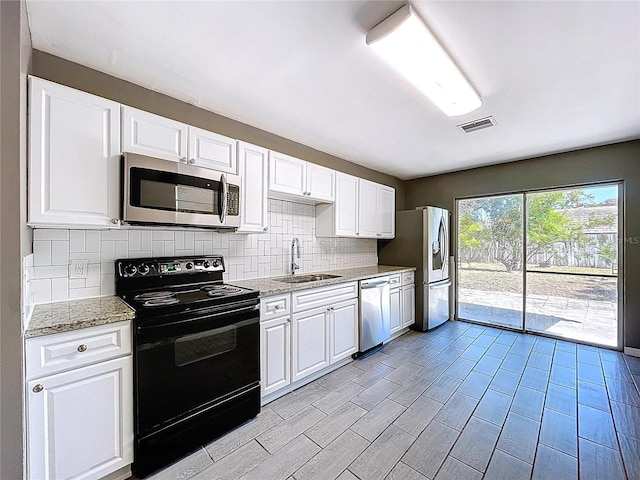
top-left (402, 271), bottom-right (416, 329)
top-left (329, 298), bottom-right (358, 363)
top-left (25, 322), bottom-right (133, 480)
top-left (292, 306), bottom-right (330, 382)
top-left (389, 285), bottom-right (402, 336)
top-left (402, 284), bottom-right (416, 328)
top-left (260, 316), bottom-right (291, 396)
top-left (260, 282), bottom-right (358, 401)
top-left (389, 271), bottom-right (415, 336)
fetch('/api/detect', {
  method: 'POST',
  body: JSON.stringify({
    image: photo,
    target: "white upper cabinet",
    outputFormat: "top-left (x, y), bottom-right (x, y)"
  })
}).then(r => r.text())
top-left (316, 176), bottom-right (395, 239)
top-left (122, 106), bottom-right (236, 173)
top-left (237, 141), bottom-right (269, 233)
top-left (305, 163), bottom-right (335, 202)
top-left (268, 151), bottom-right (335, 203)
top-left (28, 77), bottom-right (121, 228)
top-left (357, 179), bottom-right (379, 238)
top-left (358, 179), bottom-right (395, 239)
top-left (122, 106), bottom-right (187, 162)
top-left (188, 125), bottom-right (237, 173)
top-left (378, 184), bottom-right (396, 238)
top-left (268, 151), bottom-right (305, 197)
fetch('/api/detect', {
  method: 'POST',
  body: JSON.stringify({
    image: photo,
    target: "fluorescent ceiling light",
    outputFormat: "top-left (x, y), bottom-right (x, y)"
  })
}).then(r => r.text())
top-left (366, 4), bottom-right (482, 117)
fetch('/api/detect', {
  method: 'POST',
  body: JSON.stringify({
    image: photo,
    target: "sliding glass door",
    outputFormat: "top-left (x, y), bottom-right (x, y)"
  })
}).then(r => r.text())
top-left (456, 184), bottom-right (620, 348)
top-left (525, 185), bottom-right (619, 347)
top-left (457, 194), bottom-right (524, 330)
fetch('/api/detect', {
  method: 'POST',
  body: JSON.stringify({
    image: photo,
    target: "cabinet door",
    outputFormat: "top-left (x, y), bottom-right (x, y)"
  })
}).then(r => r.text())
top-left (268, 151), bottom-right (305, 197)
top-left (29, 77), bottom-right (121, 228)
top-left (401, 284), bottom-right (416, 328)
top-left (292, 307), bottom-right (329, 382)
top-left (358, 179), bottom-right (379, 238)
top-left (329, 298), bottom-right (358, 363)
top-left (188, 126), bottom-right (237, 173)
top-left (27, 356), bottom-right (133, 480)
top-left (334, 173), bottom-right (359, 236)
top-left (389, 288), bottom-right (402, 335)
top-left (237, 142), bottom-right (269, 233)
top-left (122, 106), bottom-right (187, 162)
top-left (306, 163), bottom-right (335, 202)
top-left (378, 185), bottom-right (396, 238)
top-left (260, 317), bottom-right (291, 397)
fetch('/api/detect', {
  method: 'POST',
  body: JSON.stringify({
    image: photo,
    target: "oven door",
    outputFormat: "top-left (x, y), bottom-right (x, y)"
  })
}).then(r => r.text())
top-left (134, 300), bottom-right (259, 437)
top-left (123, 152), bottom-right (240, 228)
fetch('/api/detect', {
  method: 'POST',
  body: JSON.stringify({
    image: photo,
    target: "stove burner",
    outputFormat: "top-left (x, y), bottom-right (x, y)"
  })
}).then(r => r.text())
top-left (134, 291), bottom-right (175, 301)
top-left (202, 285), bottom-right (244, 297)
top-left (142, 297), bottom-right (180, 307)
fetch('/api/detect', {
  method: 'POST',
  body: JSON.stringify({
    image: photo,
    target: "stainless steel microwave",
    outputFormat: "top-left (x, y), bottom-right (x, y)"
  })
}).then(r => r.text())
top-left (122, 153), bottom-right (241, 229)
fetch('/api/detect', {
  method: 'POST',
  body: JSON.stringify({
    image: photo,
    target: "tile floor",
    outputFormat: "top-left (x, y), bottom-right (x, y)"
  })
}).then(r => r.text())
top-left (145, 321), bottom-right (640, 480)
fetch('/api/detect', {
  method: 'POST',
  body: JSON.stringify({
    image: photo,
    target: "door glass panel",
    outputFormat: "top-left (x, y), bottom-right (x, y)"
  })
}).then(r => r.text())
top-left (457, 194), bottom-right (524, 329)
top-left (525, 185), bottom-right (618, 347)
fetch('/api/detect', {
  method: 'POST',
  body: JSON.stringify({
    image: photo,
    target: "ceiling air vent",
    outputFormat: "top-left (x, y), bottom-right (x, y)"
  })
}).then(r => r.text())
top-left (458, 116), bottom-right (497, 133)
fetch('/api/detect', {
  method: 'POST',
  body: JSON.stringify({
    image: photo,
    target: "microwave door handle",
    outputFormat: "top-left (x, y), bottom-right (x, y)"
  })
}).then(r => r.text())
top-left (219, 174), bottom-right (228, 223)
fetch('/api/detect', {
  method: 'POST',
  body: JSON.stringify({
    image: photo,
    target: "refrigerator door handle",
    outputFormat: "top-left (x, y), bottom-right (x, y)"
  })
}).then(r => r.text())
top-left (428, 280), bottom-right (452, 290)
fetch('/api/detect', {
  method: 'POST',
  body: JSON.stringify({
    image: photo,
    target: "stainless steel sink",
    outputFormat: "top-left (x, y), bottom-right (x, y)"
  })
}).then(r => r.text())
top-left (274, 274), bottom-right (342, 284)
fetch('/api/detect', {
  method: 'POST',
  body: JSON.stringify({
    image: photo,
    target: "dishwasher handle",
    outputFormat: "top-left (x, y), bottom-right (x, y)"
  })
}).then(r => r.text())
top-left (361, 279), bottom-right (390, 289)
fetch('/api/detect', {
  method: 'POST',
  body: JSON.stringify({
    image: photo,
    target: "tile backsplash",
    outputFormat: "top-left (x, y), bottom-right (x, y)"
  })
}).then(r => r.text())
top-left (26, 199), bottom-right (377, 305)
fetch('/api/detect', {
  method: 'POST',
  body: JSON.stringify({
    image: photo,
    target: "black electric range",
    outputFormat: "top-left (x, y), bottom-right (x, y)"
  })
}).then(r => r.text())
top-left (115, 255), bottom-right (260, 478)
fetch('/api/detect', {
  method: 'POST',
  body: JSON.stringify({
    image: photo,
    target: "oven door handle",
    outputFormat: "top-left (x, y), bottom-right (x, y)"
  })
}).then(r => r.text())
top-left (137, 303), bottom-right (259, 334)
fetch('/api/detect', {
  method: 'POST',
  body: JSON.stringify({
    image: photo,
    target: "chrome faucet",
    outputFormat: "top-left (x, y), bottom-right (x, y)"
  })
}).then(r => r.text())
top-left (291, 237), bottom-right (301, 274)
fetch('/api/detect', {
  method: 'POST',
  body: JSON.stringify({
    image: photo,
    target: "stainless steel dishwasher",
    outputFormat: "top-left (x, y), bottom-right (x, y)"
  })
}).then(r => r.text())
top-left (356, 276), bottom-right (391, 356)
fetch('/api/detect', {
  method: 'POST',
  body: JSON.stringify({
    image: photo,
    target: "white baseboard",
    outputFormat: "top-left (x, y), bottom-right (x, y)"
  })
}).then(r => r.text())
top-left (624, 347), bottom-right (640, 358)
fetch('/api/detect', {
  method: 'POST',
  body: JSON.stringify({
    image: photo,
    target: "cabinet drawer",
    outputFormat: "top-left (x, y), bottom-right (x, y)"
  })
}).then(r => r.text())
top-left (260, 294), bottom-right (291, 320)
top-left (402, 271), bottom-right (415, 285)
top-left (26, 321), bottom-right (132, 380)
top-left (292, 282), bottom-right (357, 313)
top-left (389, 274), bottom-right (401, 289)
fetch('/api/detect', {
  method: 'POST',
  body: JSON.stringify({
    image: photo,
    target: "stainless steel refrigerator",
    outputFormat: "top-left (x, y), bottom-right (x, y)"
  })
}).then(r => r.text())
top-left (379, 206), bottom-right (451, 331)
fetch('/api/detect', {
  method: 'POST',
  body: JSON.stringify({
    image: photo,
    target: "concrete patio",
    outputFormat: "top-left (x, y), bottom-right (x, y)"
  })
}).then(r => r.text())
top-left (458, 289), bottom-right (618, 347)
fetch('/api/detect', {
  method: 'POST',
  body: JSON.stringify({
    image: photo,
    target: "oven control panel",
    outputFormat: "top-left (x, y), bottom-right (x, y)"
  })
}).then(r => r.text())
top-left (117, 256), bottom-right (225, 278)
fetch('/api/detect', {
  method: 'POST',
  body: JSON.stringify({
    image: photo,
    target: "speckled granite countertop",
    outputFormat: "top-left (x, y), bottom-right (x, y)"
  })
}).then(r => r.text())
top-left (231, 265), bottom-right (416, 297)
top-left (25, 296), bottom-right (135, 338)
top-left (25, 265), bottom-right (414, 337)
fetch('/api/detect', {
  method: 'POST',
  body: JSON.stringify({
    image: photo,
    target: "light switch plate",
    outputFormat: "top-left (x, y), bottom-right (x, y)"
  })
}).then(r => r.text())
top-left (69, 259), bottom-right (88, 279)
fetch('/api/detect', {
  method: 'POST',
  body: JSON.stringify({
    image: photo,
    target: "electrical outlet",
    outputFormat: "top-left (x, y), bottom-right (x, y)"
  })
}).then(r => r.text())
top-left (69, 260), bottom-right (88, 279)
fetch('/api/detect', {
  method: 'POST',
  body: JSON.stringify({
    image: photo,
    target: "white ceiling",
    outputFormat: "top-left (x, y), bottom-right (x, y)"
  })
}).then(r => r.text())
top-left (26, 1), bottom-right (640, 180)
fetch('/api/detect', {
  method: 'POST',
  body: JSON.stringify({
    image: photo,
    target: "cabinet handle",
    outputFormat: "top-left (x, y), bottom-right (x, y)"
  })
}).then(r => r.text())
top-left (377, 233), bottom-right (382, 237)
top-left (274, 305), bottom-right (283, 310)
top-left (180, 157), bottom-right (187, 163)
top-left (111, 218), bottom-right (119, 225)
top-left (77, 344), bottom-right (88, 353)
top-left (286, 318), bottom-right (291, 323)
top-left (33, 384), bottom-right (44, 393)
top-left (188, 158), bottom-right (196, 164)
top-left (263, 227), bottom-right (268, 232)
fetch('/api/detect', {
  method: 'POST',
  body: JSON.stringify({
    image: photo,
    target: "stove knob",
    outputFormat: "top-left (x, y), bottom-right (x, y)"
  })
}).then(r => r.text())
top-left (185, 262), bottom-right (194, 270)
top-left (138, 263), bottom-right (150, 275)
top-left (212, 259), bottom-right (221, 268)
top-left (203, 261), bottom-right (210, 269)
top-left (124, 264), bottom-right (138, 277)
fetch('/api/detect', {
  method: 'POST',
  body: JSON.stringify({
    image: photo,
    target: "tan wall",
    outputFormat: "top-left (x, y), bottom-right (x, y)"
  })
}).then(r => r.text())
top-left (404, 141), bottom-right (640, 350)
top-left (1, 1), bottom-right (31, 478)
top-left (31, 50), bottom-right (405, 209)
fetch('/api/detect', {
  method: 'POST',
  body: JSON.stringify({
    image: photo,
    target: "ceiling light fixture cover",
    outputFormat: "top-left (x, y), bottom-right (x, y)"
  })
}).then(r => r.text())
top-left (366, 4), bottom-right (482, 117)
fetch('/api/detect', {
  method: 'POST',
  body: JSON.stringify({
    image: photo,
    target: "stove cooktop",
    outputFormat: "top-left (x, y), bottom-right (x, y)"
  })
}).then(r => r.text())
top-left (115, 255), bottom-right (259, 317)
top-left (129, 283), bottom-right (256, 309)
